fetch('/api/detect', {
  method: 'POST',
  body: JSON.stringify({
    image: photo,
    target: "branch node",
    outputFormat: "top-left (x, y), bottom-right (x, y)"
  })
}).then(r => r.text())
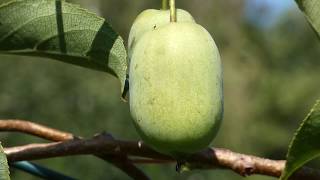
top-left (138, 141), bottom-right (143, 149)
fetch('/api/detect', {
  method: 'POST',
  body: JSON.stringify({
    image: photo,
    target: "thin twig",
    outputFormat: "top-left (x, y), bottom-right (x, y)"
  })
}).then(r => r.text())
top-left (96, 153), bottom-right (149, 180)
top-left (0, 120), bottom-right (149, 180)
top-left (0, 120), bottom-right (74, 141)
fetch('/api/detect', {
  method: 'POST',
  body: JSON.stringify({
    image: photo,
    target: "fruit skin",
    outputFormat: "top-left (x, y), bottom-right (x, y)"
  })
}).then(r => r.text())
top-left (129, 22), bottom-right (223, 157)
top-left (128, 9), bottom-right (195, 59)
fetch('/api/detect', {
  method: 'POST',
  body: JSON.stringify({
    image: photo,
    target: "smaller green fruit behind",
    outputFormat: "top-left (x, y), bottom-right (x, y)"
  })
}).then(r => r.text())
top-left (128, 9), bottom-right (195, 60)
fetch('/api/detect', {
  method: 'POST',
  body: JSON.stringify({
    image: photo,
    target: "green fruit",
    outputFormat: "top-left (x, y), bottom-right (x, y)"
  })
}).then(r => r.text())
top-left (129, 22), bottom-right (223, 157)
top-left (128, 9), bottom-right (195, 59)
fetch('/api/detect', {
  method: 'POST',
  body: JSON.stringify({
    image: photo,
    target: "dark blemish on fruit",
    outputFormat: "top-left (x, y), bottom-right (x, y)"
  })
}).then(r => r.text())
top-left (148, 98), bottom-right (156, 105)
top-left (144, 76), bottom-right (150, 82)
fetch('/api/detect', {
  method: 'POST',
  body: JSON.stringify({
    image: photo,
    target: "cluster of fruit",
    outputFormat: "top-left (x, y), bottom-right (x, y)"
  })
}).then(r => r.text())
top-left (128, 5), bottom-right (223, 158)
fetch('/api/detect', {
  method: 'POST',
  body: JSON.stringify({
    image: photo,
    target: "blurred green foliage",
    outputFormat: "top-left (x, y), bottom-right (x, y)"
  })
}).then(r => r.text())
top-left (0, 0), bottom-right (320, 179)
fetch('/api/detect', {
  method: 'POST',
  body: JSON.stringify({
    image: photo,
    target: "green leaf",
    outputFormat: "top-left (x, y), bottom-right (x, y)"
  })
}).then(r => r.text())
top-left (0, 0), bottom-right (127, 93)
top-left (0, 143), bottom-right (10, 180)
top-left (280, 100), bottom-right (320, 180)
top-left (295, 0), bottom-right (320, 38)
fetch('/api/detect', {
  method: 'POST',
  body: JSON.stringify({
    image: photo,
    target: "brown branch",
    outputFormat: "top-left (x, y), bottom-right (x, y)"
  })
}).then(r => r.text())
top-left (1, 120), bottom-right (320, 180)
top-left (2, 133), bottom-right (320, 180)
top-left (0, 120), bottom-right (149, 180)
top-left (4, 134), bottom-right (169, 161)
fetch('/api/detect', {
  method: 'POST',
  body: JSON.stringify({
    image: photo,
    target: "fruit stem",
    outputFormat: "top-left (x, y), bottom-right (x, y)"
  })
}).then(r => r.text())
top-left (162, 0), bottom-right (168, 10)
top-left (169, 0), bottom-right (177, 22)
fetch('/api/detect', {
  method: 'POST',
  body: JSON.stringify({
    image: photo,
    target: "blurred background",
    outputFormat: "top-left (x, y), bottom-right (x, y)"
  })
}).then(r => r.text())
top-left (1, 0), bottom-right (320, 179)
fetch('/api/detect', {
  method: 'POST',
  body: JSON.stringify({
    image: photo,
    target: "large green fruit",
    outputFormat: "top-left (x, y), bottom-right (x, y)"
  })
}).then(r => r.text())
top-left (129, 22), bottom-right (223, 157)
top-left (128, 9), bottom-right (195, 59)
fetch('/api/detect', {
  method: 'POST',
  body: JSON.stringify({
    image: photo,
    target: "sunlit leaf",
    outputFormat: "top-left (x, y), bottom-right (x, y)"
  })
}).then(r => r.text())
top-left (0, 0), bottom-right (127, 93)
